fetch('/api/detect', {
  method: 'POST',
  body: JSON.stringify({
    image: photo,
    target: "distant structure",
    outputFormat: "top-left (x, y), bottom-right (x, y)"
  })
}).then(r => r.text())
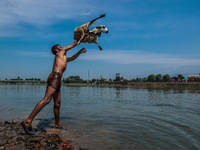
top-left (116, 73), bottom-right (120, 78)
top-left (188, 75), bottom-right (200, 82)
top-left (171, 77), bottom-right (181, 82)
top-left (115, 73), bottom-right (121, 81)
top-left (100, 75), bottom-right (103, 80)
top-left (87, 70), bottom-right (90, 83)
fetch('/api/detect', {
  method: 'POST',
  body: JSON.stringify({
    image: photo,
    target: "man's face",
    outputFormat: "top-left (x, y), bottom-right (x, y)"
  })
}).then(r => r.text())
top-left (57, 45), bottom-right (61, 51)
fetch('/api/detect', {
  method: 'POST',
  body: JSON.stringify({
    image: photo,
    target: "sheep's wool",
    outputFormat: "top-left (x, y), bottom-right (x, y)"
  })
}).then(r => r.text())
top-left (74, 22), bottom-right (92, 41)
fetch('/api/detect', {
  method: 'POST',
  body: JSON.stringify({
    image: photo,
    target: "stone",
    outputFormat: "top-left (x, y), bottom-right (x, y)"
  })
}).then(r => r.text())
top-left (0, 120), bottom-right (85, 150)
top-left (0, 122), bottom-right (4, 127)
top-left (30, 138), bottom-right (41, 143)
top-left (4, 121), bottom-right (10, 125)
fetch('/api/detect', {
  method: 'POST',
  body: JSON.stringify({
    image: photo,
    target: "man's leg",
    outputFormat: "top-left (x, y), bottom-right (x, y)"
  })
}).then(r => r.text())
top-left (53, 89), bottom-right (61, 127)
top-left (25, 86), bottom-right (56, 127)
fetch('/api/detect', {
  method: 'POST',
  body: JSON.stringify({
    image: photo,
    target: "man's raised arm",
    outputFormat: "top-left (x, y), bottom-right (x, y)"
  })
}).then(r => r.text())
top-left (67, 47), bottom-right (87, 62)
top-left (61, 40), bottom-right (78, 52)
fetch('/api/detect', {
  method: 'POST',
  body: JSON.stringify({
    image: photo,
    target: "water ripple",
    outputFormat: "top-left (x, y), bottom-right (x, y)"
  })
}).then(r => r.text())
top-left (0, 85), bottom-right (200, 150)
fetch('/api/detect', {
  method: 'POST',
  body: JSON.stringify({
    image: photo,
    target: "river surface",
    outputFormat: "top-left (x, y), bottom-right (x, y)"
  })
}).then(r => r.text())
top-left (0, 85), bottom-right (200, 150)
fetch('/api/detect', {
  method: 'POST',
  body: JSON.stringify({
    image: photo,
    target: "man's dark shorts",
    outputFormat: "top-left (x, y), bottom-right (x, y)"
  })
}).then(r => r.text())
top-left (47, 72), bottom-right (61, 91)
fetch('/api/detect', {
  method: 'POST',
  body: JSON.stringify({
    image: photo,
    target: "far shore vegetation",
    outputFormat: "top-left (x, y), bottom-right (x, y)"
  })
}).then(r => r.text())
top-left (1, 74), bottom-right (200, 88)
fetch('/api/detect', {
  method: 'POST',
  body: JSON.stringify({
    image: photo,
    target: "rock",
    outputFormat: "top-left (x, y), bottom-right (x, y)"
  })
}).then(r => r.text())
top-left (0, 122), bottom-right (4, 127)
top-left (0, 146), bottom-right (5, 150)
top-left (16, 136), bottom-right (28, 143)
top-left (0, 120), bottom-right (84, 150)
top-left (4, 121), bottom-right (10, 125)
top-left (30, 138), bottom-right (41, 143)
top-left (41, 128), bottom-right (47, 133)
top-left (25, 145), bottom-right (34, 149)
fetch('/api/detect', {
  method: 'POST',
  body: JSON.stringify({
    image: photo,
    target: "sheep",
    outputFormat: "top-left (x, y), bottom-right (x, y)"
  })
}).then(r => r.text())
top-left (74, 14), bottom-right (108, 50)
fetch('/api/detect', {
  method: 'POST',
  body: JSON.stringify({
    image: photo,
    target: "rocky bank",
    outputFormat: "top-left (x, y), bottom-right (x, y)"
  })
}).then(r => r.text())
top-left (0, 120), bottom-right (88, 150)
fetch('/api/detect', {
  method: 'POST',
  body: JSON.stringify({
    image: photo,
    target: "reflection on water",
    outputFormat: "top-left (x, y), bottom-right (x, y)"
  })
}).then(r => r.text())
top-left (0, 85), bottom-right (200, 150)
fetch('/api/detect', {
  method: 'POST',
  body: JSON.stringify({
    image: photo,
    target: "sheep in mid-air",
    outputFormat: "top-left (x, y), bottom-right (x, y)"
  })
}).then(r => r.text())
top-left (74, 14), bottom-right (108, 50)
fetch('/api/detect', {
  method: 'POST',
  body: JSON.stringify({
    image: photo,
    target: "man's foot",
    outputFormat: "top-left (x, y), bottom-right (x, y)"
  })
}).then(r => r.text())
top-left (54, 125), bottom-right (63, 129)
top-left (21, 121), bottom-right (35, 135)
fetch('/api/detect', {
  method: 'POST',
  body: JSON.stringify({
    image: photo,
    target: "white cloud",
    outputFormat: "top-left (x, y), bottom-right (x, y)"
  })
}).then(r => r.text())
top-left (80, 49), bottom-right (200, 66)
top-left (17, 51), bottom-right (51, 57)
top-left (0, 0), bottom-right (93, 26)
top-left (0, 0), bottom-right (96, 37)
top-left (16, 49), bottom-right (200, 67)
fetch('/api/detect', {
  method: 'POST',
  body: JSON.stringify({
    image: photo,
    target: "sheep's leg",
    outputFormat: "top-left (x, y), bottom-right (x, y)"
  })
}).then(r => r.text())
top-left (95, 41), bottom-right (103, 50)
top-left (77, 29), bottom-right (85, 45)
top-left (89, 14), bottom-right (106, 26)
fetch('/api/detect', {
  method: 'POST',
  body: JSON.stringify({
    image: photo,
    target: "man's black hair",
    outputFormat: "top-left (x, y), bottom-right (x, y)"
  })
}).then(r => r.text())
top-left (51, 44), bottom-right (59, 55)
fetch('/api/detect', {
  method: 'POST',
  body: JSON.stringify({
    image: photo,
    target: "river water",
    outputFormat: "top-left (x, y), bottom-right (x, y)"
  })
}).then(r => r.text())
top-left (0, 85), bottom-right (200, 150)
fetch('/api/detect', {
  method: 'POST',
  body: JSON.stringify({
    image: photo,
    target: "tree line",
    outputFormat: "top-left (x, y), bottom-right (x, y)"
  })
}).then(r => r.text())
top-left (2, 74), bottom-right (185, 83)
top-left (62, 74), bottom-right (185, 83)
top-left (4, 77), bottom-right (41, 81)
top-left (146, 74), bottom-right (184, 82)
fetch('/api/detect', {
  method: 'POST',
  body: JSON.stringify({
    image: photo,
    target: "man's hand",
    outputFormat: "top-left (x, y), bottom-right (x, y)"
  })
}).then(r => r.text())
top-left (80, 47), bottom-right (87, 54)
top-left (74, 40), bottom-right (78, 45)
top-left (67, 47), bottom-right (87, 62)
top-left (61, 40), bottom-right (78, 52)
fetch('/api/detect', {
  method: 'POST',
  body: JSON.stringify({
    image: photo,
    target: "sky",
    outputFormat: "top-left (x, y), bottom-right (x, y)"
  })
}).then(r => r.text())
top-left (0, 0), bottom-right (200, 80)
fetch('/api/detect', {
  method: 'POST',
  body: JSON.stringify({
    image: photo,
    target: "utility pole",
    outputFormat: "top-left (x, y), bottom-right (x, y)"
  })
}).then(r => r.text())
top-left (100, 75), bottom-right (103, 80)
top-left (88, 70), bottom-right (90, 83)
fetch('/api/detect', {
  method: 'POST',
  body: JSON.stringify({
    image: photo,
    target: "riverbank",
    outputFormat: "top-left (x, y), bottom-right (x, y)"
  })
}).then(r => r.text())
top-left (62, 82), bottom-right (200, 89)
top-left (1, 80), bottom-right (200, 89)
top-left (0, 85), bottom-right (200, 149)
top-left (0, 120), bottom-right (88, 150)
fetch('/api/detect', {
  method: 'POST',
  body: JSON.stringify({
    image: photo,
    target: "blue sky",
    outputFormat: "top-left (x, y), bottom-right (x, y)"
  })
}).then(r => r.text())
top-left (0, 0), bottom-right (200, 80)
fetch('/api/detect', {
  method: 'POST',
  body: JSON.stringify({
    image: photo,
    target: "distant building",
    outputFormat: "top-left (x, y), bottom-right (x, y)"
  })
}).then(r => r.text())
top-left (114, 73), bottom-right (121, 81)
top-left (182, 78), bottom-right (188, 82)
top-left (116, 73), bottom-right (120, 78)
top-left (171, 77), bottom-right (181, 82)
top-left (188, 75), bottom-right (200, 82)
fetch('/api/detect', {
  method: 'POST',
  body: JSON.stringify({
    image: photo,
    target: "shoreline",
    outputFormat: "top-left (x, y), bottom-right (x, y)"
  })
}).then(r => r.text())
top-left (1, 80), bottom-right (200, 89)
top-left (0, 120), bottom-right (88, 150)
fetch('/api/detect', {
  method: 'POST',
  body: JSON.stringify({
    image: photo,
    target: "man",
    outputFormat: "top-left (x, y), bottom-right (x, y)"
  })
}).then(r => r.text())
top-left (21, 40), bottom-right (86, 135)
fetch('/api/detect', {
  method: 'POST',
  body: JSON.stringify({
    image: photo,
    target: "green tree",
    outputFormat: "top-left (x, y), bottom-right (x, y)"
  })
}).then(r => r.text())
top-left (63, 76), bottom-right (83, 83)
top-left (178, 74), bottom-right (184, 80)
top-left (136, 77), bottom-right (145, 82)
top-left (136, 77), bottom-right (140, 81)
top-left (131, 79), bottom-right (136, 82)
top-left (17, 77), bottom-right (22, 80)
top-left (115, 76), bottom-right (121, 81)
top-left (162, 74), bottom-right (171, 82)
top-left (91, 79), bottom-right (97, 83)
top-left (147, 74), bottom-right (156, 82)
top-left (142, 78), bottom-right (147, 82)
top-left (100, 78), bottom-right (107, 82)
top-left (156, 74), bottom-right (163, 82)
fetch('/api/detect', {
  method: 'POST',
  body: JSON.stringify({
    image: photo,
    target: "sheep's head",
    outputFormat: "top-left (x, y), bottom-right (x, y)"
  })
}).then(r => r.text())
top-left (95, 25), bottom-right (108, 34)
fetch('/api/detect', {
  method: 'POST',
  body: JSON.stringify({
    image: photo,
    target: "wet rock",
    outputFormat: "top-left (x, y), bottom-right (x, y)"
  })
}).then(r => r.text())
top-left (3, 121), bottom-right (10, 125)
top-left (0, 122), bottom-right (4, 127)
top-left (0, 146), bottom-right (5, 150)
top-left (0, 120), bottom-right (86, 150)
top-left (41, 128), bottom-right (47, 133)
top-left (30, 138), bottom-right (41, 143)
top-left (16, 136), bottom-right (27, 143)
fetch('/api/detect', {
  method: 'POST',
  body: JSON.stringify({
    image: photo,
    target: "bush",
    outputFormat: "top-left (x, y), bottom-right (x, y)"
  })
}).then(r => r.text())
top-left (147, 74), bottom-right (156, 82)
top-left (163, 74), bottom-right (171, 82)
top-left (63, 76), bottom-right (83, 83)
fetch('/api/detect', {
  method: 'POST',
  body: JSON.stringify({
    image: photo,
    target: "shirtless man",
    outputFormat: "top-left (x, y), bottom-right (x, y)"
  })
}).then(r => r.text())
top-left (21, 40), bottom-right (86, 135)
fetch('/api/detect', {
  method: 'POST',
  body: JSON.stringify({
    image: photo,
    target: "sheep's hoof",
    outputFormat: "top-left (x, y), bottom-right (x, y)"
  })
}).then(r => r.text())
top-left (98, 46), bottom-right (103, 50)
top-left (100, 14), bottom-right (106, 18)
